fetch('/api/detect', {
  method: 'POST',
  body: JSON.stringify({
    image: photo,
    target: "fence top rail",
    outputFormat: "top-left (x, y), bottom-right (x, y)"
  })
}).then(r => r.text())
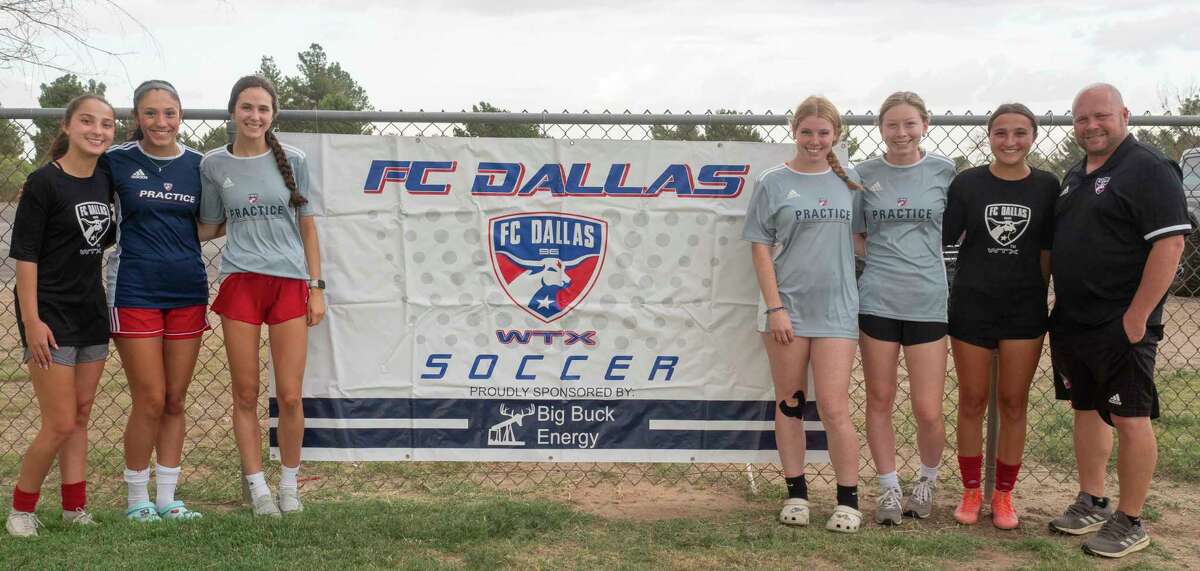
top-left (2, 108), bottom-right (1199, 127)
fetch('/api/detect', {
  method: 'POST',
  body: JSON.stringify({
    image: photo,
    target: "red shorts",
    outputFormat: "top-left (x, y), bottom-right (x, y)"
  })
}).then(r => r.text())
top-left (212, 272), bottom-right (309, 326)
top-left (111, 305), bottom-right (210, 339)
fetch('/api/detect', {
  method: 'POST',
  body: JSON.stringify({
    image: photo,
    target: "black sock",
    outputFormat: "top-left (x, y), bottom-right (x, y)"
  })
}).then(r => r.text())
top-left (1089, 494), bottom-right (1109, 509)
top-left (785, 475), bottom-right (808, 500)
top-left (836, 485), bottom-right (859, 510)
top-left (1125, 513), bottom-right (1142, 527)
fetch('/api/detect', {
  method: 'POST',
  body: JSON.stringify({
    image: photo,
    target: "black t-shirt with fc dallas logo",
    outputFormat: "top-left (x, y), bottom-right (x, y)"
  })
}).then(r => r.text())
top-left (943, 165), bottom-right (1059, 337)
top-left (9, 162), bottom-right (113, 347)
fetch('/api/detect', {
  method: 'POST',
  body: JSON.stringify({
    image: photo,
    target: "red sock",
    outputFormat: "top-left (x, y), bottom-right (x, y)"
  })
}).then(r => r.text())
top-left (61, 480), bottom-right (87, 512)
top-left (958, 455), bottom-right (983, 489)
top-left (996, 461), bottom-right (1021, 492)
top-left (12, 486), bottom-right (39, 513)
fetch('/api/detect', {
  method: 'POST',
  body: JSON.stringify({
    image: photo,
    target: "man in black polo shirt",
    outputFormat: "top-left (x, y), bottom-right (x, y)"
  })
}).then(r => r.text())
top-left (1048, 83), bottom-right (1190, 559)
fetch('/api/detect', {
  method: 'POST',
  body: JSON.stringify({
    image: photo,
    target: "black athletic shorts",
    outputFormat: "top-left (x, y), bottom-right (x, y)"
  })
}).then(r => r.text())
top-left (859, 314), bottom-right (947, 346)
top-left (948, 325), bottom-right (1045, 350)
top-left (1050, 317), bottom-right (1162, 425)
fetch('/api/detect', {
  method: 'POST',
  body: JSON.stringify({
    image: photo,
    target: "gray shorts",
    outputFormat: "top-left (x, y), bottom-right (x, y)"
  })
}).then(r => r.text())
top-left (23, 344), bottom-right (109, 367)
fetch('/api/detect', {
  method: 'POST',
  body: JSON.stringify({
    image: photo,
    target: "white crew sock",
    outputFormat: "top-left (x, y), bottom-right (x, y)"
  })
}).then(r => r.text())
top-left (920, 463), bottom-right (940, 481)
top-left (155, 464), bottom-right (181, 511)
top-left (877, 471), bottom-right (900, 491)
top-left (123, 467), bottom-right (151, 508)
top-left (279, 464), bottom-right (301, 491)
top-left (245, 471), bottom-right (270, 500)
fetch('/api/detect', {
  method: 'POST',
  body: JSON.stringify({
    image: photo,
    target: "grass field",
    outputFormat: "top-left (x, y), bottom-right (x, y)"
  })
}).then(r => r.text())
top-left (1, 491), bottom-right (1191, 570)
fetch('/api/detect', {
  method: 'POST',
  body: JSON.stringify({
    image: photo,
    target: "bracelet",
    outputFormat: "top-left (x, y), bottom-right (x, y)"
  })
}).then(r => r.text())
top-left (764, 306), bottom-right (786, 315)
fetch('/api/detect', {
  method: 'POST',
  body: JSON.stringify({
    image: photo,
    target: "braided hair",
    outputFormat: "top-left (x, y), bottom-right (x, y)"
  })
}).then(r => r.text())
top-left (226, 75), bottom-right (307, 208)
top-left (790, 96), bottom-right (863, 191)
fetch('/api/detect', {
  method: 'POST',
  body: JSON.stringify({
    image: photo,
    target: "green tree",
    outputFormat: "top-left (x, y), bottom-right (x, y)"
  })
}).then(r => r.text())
top-left (0, 118), bottom-right (25, 157)
top-left (452, 101), bottom-right (545, 138)
top-left (652, 110), bottom-right (763, 142)
top-left (260, 44), bottom-right (375, 134)
top-left (180, 125), bottom-right (230, 153)
top-left (33, 74), bottom-right (114, 163)
top-left (1133, 94), bottom-right (1200, 160)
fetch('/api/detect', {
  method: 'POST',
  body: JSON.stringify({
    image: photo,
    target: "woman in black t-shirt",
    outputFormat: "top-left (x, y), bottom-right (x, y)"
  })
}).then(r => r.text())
top-left (6, 95), bottom-right (115, 538)
top-left (942, 103), bottom-right (1059, 531)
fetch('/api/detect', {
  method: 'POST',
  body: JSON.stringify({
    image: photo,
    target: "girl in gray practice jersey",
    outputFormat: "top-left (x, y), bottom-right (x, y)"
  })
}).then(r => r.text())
top-left (853, 92), bottom-right (956, 526)
top-left (743, 95), bottom-right (864, 534)
top-left (198, 76), bottom-right (326, 518)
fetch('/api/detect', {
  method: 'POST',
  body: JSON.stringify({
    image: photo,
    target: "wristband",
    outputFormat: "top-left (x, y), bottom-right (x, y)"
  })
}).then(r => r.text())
top-left (764, 306), bottom-right (786, 315)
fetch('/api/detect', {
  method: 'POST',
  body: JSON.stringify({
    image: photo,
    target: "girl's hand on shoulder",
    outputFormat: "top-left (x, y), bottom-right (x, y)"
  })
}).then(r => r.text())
top-left (25, 319), bottom-right (57, 370)
top-left (307, 289), bottom-right (326, 327)
top-left (768, 311), bottom-right (794, 345)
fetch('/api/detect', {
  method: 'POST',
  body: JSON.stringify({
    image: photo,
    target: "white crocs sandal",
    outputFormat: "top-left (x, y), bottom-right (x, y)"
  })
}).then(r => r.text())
top-left (825, 505), bottom-right (863, 533)
top-left (779, 498), bottom-right (810, 526)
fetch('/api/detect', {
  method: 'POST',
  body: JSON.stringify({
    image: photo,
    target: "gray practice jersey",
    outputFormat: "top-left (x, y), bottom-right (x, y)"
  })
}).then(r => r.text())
top-left (743, 164), bottom-right (862, 339)
top-left (853, 153), bottom-right (956, 322)
top-left (199, 145), bottom-right (314, 280)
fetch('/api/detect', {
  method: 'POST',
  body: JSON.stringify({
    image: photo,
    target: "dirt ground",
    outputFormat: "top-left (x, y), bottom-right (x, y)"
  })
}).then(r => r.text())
top-left (553, 474), bottom-right (1200, 569)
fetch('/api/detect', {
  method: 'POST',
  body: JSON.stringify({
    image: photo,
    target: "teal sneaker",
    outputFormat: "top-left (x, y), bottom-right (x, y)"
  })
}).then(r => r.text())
top-left (126, 501), bottom-right (162, 523)
top-left (158, 501), bottom-right (202, 521)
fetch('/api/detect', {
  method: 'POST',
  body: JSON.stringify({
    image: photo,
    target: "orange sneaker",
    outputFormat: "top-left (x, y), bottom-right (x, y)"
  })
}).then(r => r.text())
top-left (954, 488), bottom-right (983, 525)
top-left (992, 489), bottom-right (1019, 530)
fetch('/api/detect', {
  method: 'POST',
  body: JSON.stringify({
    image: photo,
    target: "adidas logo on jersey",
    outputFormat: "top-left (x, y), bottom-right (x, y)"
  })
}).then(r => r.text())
top-left (869, 181), bottom-right (883, 193)
top-left (131, 169), bottom-right (148, 180)
top-left (1108, 393), bottom-right (1122, 406)
top-left (786, 189), bottom-right (801, 199)
top-left (222, 177), bottom-right (235, 189)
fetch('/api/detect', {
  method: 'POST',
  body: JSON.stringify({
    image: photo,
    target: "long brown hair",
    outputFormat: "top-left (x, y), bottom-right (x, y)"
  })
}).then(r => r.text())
top-left (226, 75), bottom-right (307, 208)
top-left (48, 94), bottom-right (115, 162)
top-left (790, 96), bottom-right (862, 191)
top-left (128, 79), bottom-right (182, 142)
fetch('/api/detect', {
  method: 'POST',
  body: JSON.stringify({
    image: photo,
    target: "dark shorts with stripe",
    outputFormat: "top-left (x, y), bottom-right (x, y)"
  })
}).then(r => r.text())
top-left (1050, 317), bottom-right (1161, 425)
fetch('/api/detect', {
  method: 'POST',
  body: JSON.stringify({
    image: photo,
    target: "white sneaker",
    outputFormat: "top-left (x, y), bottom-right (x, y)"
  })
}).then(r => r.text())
top-left (279, 488), bottom-right (303, 514)
top-left (63, 508), bottom-right (98, 526)
top-left (251, 493), bottom-right (281, 518)
top-left (7, 511), bottom-right (41, 537)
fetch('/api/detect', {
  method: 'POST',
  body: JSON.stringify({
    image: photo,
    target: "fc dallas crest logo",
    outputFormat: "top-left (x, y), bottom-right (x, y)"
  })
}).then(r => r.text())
top-left (1094, 177), bottom-right (1111, 195)
top-left (897, 198), bottom-right (908, 207)
top-left (817, 198), bottom-right (829, 207)
top-left (489, 212), bottom-right (607, 323)
top-left (247, 193), bottom-right (260, 205)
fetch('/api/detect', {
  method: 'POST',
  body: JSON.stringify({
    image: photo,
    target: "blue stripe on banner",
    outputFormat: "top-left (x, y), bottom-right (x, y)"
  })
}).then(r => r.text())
top-left (268, 398), bottom-right (826, 452)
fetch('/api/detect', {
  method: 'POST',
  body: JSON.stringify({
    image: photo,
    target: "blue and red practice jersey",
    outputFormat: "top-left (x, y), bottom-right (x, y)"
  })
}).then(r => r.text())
top-left (103, 141), bottom-right (208, 309)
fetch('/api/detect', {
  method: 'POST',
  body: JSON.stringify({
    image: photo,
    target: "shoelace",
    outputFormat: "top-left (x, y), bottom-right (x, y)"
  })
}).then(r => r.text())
top-left (11, 512), bottom-right (41, 531)
top-left (1066, 498), bottom-right (1097, 518)
top-left (879, 487), bottom-right (902, 509)
top-left (69, 509), bottom-right (96, 524)
top-left (912, 479), bottom-right (934, 504)
top-left (1096, 514), bottom-right (1130, 541)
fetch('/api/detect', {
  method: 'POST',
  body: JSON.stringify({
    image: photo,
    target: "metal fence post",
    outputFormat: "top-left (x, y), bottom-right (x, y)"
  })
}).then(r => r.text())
top-left (983, 351), bottom-right (999, 503)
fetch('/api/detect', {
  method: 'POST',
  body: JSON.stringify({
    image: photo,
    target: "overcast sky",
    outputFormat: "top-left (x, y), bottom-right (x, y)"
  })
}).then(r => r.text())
top-left (0, 0), bottom-right (1196, 115)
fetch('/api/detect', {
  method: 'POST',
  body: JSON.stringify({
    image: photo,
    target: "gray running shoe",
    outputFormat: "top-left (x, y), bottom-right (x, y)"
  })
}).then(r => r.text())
top-left (1049, 491), bottom-right (1112, 535)
top-left (903, 477), bottom-right (936, 519)
top-left (279, 488), bottom-right (303, 514)
top-left (251, 493), bottom-right (281, 518)
top-left (875, 486), bottom-right (903, 525)
top-left (6, 511), bottom-right (40, 537)
top-left (1082, 512), bottom-right (1150, 558)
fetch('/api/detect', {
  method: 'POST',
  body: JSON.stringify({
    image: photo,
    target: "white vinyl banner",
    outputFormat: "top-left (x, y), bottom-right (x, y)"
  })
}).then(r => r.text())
top-left (271, 132), bottom-right (832, 464)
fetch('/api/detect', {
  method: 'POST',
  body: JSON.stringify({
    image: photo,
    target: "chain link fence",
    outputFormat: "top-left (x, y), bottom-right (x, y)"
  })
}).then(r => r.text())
top-left (0, 109), bottom-right (1197, 505)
